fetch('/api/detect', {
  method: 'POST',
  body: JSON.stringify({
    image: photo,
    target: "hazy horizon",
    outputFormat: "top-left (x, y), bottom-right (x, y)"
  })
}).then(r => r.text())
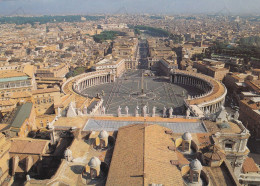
top-left (0, 0), bottom-right (260, 16)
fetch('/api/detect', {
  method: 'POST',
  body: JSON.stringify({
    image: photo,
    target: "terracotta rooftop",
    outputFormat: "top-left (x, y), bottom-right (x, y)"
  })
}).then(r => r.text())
top-left (32, 88), bottom-right (60, 95)
top-left (0, 99), bottom-right (16, 106)
top-left (54, 116), bottom-right (88, 128)
top-left (203, 145), bottom-right (226, 161)
top-left (0, 70), bottom-right (28, 79)
top-left (242, 157), bottom-right (259, 173)
top-left (253, 68), bottom-right (260, 72)
top-left (0, 124), bottom-right (10, 131)
top-left (196, 133), bottom-right (212, 148)
top-left (10, 138), bottom-right (49, 154)
top-left (35, 115), bottom-right (56, 128)
top-left (240, 99), bottom-right (260, 110)
top-left (204, 163), bottom-right (239, 186)
top-left (10, 91), bottom-right (32, 98)
top-left (245, 80), bottom-right (260, 93)
top-left (106, 124), bottom-right (184, 186)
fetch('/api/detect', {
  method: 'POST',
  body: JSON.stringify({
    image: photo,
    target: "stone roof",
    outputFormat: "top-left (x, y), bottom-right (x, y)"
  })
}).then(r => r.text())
top-left (106, 124), bottom-right (184, 186)
top-left (203, 120), bottom-right (242, 134)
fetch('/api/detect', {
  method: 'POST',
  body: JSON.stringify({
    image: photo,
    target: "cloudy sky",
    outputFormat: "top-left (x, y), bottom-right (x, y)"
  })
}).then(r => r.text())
top-left (0, 0), bottom-right (259, 15)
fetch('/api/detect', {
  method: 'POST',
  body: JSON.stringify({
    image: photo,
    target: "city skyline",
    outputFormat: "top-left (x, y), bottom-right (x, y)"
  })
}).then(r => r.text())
top-left (0, 0), bottom-right (260, 16)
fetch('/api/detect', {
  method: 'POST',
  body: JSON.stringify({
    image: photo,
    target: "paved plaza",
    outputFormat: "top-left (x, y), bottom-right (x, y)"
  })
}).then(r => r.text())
top-left (82, 70), bottom-right (203, 116)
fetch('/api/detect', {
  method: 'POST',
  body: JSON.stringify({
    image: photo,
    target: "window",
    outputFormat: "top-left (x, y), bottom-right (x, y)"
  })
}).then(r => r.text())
top-left (225, 143), bottom-right (233, 150)
top-left (192, 172), bottom-right (199, 182)
top-left (184, 142), bottom-right (189, 151)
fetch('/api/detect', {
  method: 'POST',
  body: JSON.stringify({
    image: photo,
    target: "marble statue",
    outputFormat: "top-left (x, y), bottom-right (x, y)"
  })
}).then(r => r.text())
top-left (78, 109), bottom-right (83, 116)
top-left (169, 107), bottom-right (173, 118)
top-left (83, 106), bottom-right (88, 115)
top-left (47, 121), bottom-right (54, 130)
top-left (125, 106), bottom-right (129, 116)
top-left (101, 106), bottom-right (106, 115)
top-left (186, 109), bottom-right (191, 117)
top-left (163, 107), bottom-right (167, 118)
top-left (117, 106), bottom-right (122, 117)
top-left (64, 148), bottom-right (73, 162)
top-left (54, 116), bottom-right (59, 121)
top-left (50, 130), bottom-right (56, 145)
top-left (143, 105), bottom-right (147, 117)
top-left (135, 106), bottom-right (139, 117)
top-left (234, 110), bottom-right (239, 120)
top-left (152, 106), bottom-right (156, 117)
top-left (204, 108), bottom-right (210, 119)
top-left (26, 175), bottom-right (31, 181)
top-left (57, 107), bottom-right (61, 117)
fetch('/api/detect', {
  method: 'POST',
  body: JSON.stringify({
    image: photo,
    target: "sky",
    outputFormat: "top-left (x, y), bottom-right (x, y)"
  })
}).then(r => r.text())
top-left (0, 0), bottom-right (260, 16)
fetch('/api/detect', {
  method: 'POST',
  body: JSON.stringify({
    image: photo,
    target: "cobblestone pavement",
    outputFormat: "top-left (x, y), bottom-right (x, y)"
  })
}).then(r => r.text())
top-left (82, 70), bottom-right (203, 116)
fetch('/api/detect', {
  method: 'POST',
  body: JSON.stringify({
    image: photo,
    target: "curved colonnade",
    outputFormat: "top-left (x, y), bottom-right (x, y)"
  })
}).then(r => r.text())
top-left (62, 70), bottom-right (114, 98)
top-left (72, 70), bottom-right (114, 96)
top-left (170, 69), bottom-right (227, 117)
top-left (61, 70), bottom-right (114, 115)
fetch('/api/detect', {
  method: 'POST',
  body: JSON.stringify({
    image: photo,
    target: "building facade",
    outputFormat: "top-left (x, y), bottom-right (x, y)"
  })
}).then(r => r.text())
top-left (0, 70), bottom-right (35, 96)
